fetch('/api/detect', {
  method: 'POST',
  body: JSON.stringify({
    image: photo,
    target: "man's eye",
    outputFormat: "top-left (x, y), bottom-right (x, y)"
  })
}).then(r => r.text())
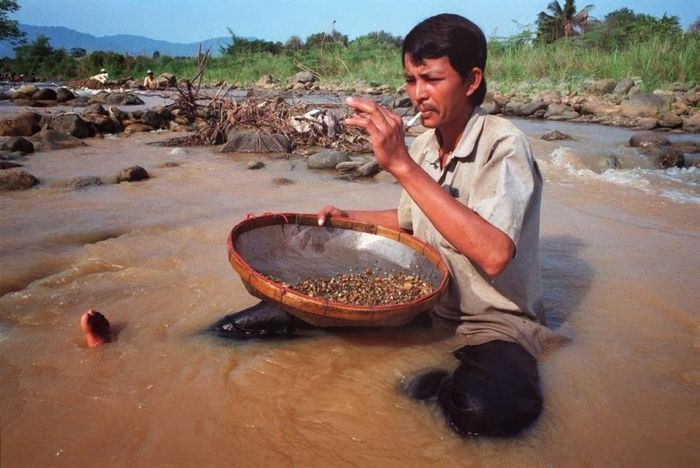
top-left (405, 77), bottom-right (415, 83)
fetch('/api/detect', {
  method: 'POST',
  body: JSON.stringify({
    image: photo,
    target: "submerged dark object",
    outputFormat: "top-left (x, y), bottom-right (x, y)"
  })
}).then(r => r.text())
top-left (227, 213), bottom-right (449, 327)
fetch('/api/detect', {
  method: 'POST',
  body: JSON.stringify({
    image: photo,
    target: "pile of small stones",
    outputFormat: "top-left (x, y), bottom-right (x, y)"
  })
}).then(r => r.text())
top-left (284, 268), bottom-right (434, 306)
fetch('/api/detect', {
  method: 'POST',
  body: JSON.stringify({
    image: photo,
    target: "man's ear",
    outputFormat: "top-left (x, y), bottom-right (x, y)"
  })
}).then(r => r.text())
top-left (465, 68), bottom-right (483, 97)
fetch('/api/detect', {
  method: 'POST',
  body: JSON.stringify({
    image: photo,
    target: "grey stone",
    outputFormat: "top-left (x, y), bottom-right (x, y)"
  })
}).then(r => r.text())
top-left (49, 113), bottom-right (96, 138)
top-left (540, 130), bottom-right (572, 141)
top-left (117, 165), bottom-right (149, 183)
top-left (32, 88), bottom-right (57, 100)
top-left (247, 160), bottom-right (265, 170)
top-left (0, 161), bottom-right (22, 169)
top-left (520, 99), bottom-right (548, 117)
top-left (358, 159), bottom-right (381, 177)
top-left (120, 94), bottom-right (145, 105)
top-left (83, 114), bottom-right (122, 134)
top-left (583, 79), bottom-right (616, 95)
top-left (0, 170), bottom-right (39, 190)
top-left (83, 104), bottom-right (108, 116)
top-left (1, 136), bottom-right (34, 154)
top-left (620, 93), bottom-right (671, 118)
top-left (292, 71), bottom-right (316, 84)
top-left (56, 87), bottom-right (76, 102)
top-left (68, 176), bottom-right (104, 189)
top-left (0, 112), bottom-right (42, 137)
top-left (629, 133), bottom-right (670, 147)
top-left (37, 129), bottom-right (87, 150)
top-left (123, 123), bottom-right (154, 134)
top-left (637, 145), bottom-right (684, 169)
top-left (221, 130), bottom-right (292, 153)
top-left (682, 113), bottom-right (700, 133)
top-left (307, 150), bottom-right (351, 169)
top-left (612, 78), bottom-right (636, 96)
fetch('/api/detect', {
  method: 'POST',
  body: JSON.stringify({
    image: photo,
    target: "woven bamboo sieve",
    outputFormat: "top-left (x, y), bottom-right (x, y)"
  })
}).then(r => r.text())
top-left (227, 213), bottom-right (450, 327)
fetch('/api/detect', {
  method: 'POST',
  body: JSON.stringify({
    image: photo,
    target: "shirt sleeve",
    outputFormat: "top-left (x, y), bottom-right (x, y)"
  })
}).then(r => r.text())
top-left (469, 133), bottom-right (541, 246)
top-left (397, 189), bottom-right (413, 231)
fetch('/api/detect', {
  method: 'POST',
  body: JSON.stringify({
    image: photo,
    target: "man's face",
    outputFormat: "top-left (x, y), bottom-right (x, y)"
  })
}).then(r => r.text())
top-left (403, 54), bottom-right (474, 130)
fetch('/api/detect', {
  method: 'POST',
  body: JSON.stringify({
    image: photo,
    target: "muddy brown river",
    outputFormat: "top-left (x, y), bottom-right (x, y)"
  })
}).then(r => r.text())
top-left (1, 107), bottom-right (698, 466)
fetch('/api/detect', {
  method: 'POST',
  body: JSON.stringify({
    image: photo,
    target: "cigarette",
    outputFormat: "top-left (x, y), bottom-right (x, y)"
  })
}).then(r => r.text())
top-left (405, 113), bottom-right (421, 129)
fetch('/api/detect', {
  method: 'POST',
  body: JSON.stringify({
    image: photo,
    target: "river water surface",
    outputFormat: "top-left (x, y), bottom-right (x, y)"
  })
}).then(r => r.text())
top-left (0, 99), bottom-right (699, 467)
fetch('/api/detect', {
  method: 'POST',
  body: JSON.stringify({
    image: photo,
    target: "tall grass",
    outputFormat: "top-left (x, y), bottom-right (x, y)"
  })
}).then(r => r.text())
top-left (488, 33), bottom-right (699, 92)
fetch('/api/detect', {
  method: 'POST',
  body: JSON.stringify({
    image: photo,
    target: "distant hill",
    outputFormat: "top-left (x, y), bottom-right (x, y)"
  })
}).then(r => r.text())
top-left (0, 24), bottom-right (230, 58)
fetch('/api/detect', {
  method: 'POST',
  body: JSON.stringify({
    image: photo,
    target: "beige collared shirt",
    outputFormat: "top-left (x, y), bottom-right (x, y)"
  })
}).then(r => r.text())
top-left (398, 107), bottom-right (564, 357)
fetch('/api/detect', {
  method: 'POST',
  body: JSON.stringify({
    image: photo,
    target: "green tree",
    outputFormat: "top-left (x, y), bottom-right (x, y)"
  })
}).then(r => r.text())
top-left (305, 30), bottom-right (348, 49)
top-left (582, 8), bottom-right (683, 49)
top-left (284, 35), bottom-right (303, 51)
top-left (0, 0), bottom-right (23, 43)
top-left (536, 0), bottom-right (594, 43)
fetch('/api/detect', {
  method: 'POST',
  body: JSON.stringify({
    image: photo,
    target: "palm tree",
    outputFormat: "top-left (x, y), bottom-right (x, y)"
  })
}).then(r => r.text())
top-left (536, 0), bottom-right (594, 43)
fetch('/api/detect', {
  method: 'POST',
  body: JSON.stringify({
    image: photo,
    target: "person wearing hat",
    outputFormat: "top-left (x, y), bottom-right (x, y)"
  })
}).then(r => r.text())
top-left (143, 69), bottom-right (158, 90)
top-left (91, 68), bottom-right (110, 84)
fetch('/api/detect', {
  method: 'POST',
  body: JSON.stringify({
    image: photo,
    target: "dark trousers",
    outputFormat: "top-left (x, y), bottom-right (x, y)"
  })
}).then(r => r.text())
top-left (215, 304), bottom-right (543, 437)
top-left (435, 340), bottom-right (542, 437)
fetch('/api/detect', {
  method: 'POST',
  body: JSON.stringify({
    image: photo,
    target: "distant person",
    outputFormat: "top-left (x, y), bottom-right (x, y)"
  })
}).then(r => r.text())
top-left (81, 309), bottom-right (111, 347)
top-left (143, 69), bottom-right (158, 90)
top-left (91, 68), bottom-right (110, 84)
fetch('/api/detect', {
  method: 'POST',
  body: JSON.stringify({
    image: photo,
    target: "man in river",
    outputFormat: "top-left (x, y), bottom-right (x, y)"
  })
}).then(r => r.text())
top-left (143, 69), bottom-right (158, 90)
top-left (222, 13), bottom-right (561, 437)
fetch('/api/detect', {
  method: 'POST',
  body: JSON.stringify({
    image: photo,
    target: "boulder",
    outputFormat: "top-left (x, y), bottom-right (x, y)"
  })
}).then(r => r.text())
top-left (544, 103), bottom-right (579, 120)
top-left (68, 176), bottom-right (104, 190)
top-left (108, 106), bottom-right (129, 121)
top-left (307, 150), bottom-right (351, 169)
top-left (292, 71), bottom-right (316, 84)
top-left (0, 112), bottom-right (42, 136)
top-left (117, 165), bottom-right (149, 183)
top-left (583, 79), bottom-right (616, 96)
top-left (612, 78), bottom-right (636, 96)
top-left (0, 170), bottom-right (39, 191)
top-left (637, 145), bottom-right (684, 169)
top-left (393, 94), bottom-right (412, 108)
top-left (682, 112), bottom-right (700, 133)
top-left (620, 93), bottom-right (670, 118)
top-left (580, 97), bottom-right (619, 116)
top-left (121, 93), bottom-right (145, 105)
top-left (629, 133), bottom-right (670, 147)
top-left (12, 84), bottom-right (39, 99)
top-left (32, 88), bottom-right (57, 101)
top-left (255, 75), bottom-right (276, 87)
top-left (657, 112), bottom-right (683, 129)
top-left (520, 99), bottom-right (548, 117)
top-left (503, 100), bottom-right (524, 116)
top-left (358, 159), bottom-right (381, 177)
top-left (124, 123), bottom-right (155, 134)
top-left (56, 87), bottom-right (75, 102)
top-left (141, 109), bottom-right (170, 129)
top-left (156, 73), bottom-right (177, 88)
top-left (1, 136), bottom-right (34, 154)
top-left (49, 113), bottom-right (96, 138)
top-left (632, 117), bottom-right (658, 130)
top-left (83, 114), bottom-right (122, 134)
top-left (37, 129), bottom-right (87, 150)
top-left (0, 161), bottom-right (22, 169)
top-left (247, 161), bottom-right (265, 170)
top-left (541, 130), bottom-right (572, 141)
top-left (481, 100), bottom-right (500, 115)
top-left (221, 130), bottom-right (292, 153)
top-left (83, 103), bottom-right (108, 116)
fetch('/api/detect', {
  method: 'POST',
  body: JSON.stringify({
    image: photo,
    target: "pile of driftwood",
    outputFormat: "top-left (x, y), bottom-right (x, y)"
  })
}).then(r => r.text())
top-left (170, 50), bottom-right (370, 153)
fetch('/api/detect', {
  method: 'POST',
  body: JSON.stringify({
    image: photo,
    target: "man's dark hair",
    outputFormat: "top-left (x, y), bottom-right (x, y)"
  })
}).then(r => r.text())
top-left (402, 13), bottom-right (488, 106)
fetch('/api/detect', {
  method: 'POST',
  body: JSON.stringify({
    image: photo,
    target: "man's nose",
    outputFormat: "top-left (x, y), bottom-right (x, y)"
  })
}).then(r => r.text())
top-left (414, 80), bottom-right (429, 102)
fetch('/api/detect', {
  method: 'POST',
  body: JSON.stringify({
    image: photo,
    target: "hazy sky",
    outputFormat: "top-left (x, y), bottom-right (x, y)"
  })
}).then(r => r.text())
top-left (13, 0), bottom-right (699, 43)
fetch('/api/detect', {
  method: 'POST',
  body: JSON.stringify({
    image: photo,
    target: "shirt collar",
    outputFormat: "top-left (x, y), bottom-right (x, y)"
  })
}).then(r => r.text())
top-left (421, 106), bottom-right (487, 167)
